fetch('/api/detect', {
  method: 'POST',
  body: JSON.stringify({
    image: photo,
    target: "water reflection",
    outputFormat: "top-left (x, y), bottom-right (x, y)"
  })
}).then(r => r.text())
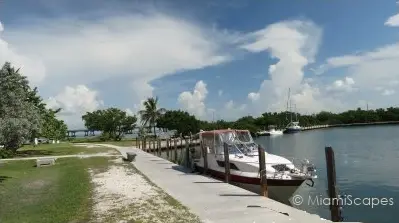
top-left (255, 125), bottom-right (399, 223)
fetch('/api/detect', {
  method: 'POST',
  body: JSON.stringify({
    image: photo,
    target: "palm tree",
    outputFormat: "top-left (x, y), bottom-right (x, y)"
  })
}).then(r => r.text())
top-left (138, 97), bottom-right (166, 138)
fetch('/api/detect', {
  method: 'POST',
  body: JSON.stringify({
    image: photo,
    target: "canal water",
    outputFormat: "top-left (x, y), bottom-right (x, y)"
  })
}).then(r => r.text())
top-left (153, 125), bottom-right (398, 222)
top-left (255, 125), bottom-right (399, 223)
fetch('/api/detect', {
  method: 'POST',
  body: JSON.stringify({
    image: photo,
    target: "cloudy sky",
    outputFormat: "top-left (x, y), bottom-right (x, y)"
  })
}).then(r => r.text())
top-left (1, 0), bottom-right (399, 129)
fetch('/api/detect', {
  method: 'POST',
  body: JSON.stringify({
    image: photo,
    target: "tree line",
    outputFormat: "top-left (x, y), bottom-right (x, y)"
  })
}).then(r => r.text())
top-left (82, 96), bottom-right (399, 141)
top-left (0, 62), bottom-right (68, 157)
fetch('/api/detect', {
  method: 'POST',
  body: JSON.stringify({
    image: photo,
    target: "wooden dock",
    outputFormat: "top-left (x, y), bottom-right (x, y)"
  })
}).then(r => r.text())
top-left (102, 145), bottom-right (362, 223)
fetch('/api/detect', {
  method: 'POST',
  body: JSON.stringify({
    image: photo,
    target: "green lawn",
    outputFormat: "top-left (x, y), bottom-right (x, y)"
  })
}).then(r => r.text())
top-left (0, 157), bottom-right (110, 223)
top-left (16, 143), bottom-right (119, 157)
top-left (70, 137), bottom-right (138, 147)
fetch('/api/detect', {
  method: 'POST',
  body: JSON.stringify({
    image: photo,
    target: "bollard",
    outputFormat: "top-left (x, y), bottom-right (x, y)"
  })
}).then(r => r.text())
top-left (174, 138), bottom-right (178, 163)
top-left (258, 145), bottom-right (268, 197)
top-left (325, 146), bottom-right (342, 222)
top-left (166, 139), bottom-right (170, 159)
top-left (223, 142), bottom-right (230, 183)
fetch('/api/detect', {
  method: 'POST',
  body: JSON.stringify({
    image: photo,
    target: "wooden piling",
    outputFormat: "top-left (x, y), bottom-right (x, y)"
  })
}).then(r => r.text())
top-left (223, 143), bottom-right (230, 183)
top-left (157, 139), bottom-right (161, 156)
top-left (153, 139), bottom-right (156, 155)
top-left (325, 146), bottom-right (342, 222)
top-left (201, 139), bottom-right (208, 174)
top-left (258, 145), bottom-right (268, 197)
top-left (166, 139), bottom-right (170, 159)
top-left (174, 138), bottom-right (178, 162)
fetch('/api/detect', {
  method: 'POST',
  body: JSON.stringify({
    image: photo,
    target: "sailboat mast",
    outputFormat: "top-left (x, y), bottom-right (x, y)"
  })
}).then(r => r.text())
top-left (288, 88), bottom-right (292, 122)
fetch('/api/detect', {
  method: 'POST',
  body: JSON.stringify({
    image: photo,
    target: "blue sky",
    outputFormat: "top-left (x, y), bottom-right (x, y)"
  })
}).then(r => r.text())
top-left (1, 0), bottom-right (399, 128)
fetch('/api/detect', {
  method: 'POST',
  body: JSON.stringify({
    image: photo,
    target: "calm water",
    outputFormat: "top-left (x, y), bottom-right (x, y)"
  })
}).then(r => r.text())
top-left (255, 125), bottom-right (399, 223)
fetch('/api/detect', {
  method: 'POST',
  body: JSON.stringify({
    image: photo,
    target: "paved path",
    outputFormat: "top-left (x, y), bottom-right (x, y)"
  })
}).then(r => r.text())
top-left (94, 144), bottom-right (360, 223)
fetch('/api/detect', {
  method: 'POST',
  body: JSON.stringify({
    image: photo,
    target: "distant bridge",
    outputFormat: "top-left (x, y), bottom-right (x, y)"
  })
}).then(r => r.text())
top-left (66, 129), bottom-right (137, 137)
top-left (66, 128), bottom-right (175, 137)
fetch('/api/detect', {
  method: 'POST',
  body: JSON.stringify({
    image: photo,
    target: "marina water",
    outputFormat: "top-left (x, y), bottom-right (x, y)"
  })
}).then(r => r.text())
top-left (255, 125), bottom-right (399, 223)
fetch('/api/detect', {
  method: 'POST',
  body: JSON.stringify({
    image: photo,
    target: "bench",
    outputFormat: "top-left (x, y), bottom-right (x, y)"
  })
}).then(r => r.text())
top-left (36, 158), bottom-right (56, 167)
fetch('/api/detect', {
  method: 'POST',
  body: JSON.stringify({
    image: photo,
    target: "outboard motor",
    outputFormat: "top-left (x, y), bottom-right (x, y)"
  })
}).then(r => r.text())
top-left (301, 159), bottom-right (317, 187)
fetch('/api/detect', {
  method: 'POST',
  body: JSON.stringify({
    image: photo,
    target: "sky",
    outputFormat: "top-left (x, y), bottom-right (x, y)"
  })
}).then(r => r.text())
top-left (1, 0), bottom-right (399, 129)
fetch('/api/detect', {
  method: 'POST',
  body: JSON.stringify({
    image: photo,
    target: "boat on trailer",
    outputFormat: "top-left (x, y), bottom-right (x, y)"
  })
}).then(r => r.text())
top-left (191, 129), bottom-right (317, 203)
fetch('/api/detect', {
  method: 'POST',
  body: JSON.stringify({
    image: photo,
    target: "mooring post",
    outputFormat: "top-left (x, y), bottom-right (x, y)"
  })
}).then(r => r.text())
top-left (166, 139), bottom-right (170, 159)
top-left (157, 139), bottom-right (161, 156)
top-left (185, 137), bottom-right (190, 168)
top-left (153, 139), bottom-right (156, 155)
top-left (258, 145), bottom-right (268, 197)
top-left (174, 138), bottom-right (178, 162)
top-left (223, 143), bottom-right (231, 183)
top-left (325, 146), bottom-right (342, 222)
top-left (200, 139), bottom-right (208, 174)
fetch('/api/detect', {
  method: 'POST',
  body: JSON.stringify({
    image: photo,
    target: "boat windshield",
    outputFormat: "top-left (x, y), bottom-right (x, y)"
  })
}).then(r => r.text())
top-left (226, 143), bottom-right (244, 155)
top-left (235, 131), bottom-right (252, 143)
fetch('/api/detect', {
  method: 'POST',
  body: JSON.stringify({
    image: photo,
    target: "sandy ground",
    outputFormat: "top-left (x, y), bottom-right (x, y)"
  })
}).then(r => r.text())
top-left (90, 158), bottom-right (201, 223)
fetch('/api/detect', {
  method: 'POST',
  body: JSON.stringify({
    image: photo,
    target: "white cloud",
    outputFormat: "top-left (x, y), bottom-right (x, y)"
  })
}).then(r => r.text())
top-left (382, 89), bottom-right (395, 96)
top-left (326, 77), bottom-right (356, 93)
top-left (45, 85), bottom-right (104, 129)
top-left (0, 21), bottom-right (46, 85)
top-left (248, 92), bottom-right (260, 102)
top-left (46, 85), bottom-right (103, 115)
top-left (218, 90), bottom-right (223, 96)
top-left (316, 43), bottom-right (399, 96)
top-left (240, 20), bottom-right (332, 114)
top-left (178, 80), bottom-right (208, 117)
top-left (385, 13), bottom-right (399, 27)
top-left (0, 12), bottom-right (231, 111)
top-left (220, 100), bottom-right (247, 120)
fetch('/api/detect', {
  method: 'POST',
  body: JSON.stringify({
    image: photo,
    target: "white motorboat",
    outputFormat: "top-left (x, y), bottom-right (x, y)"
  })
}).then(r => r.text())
top-left (268, 126), bottom-right (284, 136)
top-left (192, 129), bottom-right (317, 203)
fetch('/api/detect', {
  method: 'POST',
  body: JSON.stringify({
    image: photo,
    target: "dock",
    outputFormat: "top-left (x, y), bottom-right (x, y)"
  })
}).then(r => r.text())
top-left (107, 145), bottom-right (360, 223)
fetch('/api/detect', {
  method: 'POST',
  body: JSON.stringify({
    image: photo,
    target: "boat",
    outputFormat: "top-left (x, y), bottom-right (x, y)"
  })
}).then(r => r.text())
top-left (284, 88), bottom-right (302, 134)
top-left (283, 121), bottom-right (302, 134)
top-left (256, 130), bottom-right (269, 136)
top-left (191, 129), bottom-right (317, 203)
top-left (256, 125), bottom-right (283, 136)
top-left (268, 125), bottom-right (284, 136)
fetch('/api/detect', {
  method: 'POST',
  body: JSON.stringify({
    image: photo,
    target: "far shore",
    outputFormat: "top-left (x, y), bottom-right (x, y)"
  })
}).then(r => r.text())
top-left (302, 120), bottom-right (399, 131)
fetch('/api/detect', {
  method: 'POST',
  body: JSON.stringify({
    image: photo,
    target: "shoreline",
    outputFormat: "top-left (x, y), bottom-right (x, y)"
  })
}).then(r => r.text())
top-left (301, 121), bottom-right (399, 131)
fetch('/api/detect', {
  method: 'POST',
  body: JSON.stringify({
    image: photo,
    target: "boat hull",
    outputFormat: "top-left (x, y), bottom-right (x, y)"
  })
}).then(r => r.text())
top-left (283, 128), bottom-right (301, 134)
top-left (195, 165), bottom-right (304, 203)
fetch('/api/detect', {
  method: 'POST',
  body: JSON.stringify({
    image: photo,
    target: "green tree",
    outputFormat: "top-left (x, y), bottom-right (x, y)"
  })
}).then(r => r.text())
top-left (82, 108), bottom-right (137, 141)
top-left (41, 109), bottom-right (68, 140)
top-left (157, 110), bottom-right (200, 136)
top-left (0, 62), bottom-right (42, 151)
top-left (138, 97), bottom-right (166, 138)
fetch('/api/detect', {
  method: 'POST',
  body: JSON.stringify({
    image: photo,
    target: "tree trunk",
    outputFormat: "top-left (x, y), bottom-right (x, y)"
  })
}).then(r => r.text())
top-left (153, 125), bottom-right (157, 138)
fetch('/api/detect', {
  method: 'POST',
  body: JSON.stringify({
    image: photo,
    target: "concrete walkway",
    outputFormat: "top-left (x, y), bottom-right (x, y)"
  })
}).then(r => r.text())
top-left (94, 144), bottom-right (354, 223)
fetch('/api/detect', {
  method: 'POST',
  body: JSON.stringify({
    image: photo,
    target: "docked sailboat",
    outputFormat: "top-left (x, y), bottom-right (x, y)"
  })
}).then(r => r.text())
top-left (284, 88), bottom-right (302, 134)
top-left (192, 129), bottom-right (317, 202)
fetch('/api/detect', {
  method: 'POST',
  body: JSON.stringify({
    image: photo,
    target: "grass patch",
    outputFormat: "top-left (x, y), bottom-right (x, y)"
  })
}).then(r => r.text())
top-left (70, 137), bottom-right (138, 146)
top-left (15, 143), bottom-right (118, 157)
top-left (0, 157), bottom-right (111, 223)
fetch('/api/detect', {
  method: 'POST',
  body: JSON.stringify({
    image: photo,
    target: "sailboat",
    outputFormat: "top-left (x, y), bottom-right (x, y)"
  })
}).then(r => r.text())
top-left (283, 88), bottom-right (302, 134)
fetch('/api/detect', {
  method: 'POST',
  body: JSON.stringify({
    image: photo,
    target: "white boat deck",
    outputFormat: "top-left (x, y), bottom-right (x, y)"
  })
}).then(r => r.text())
top-left (104, 145), bottom-right (361, 223)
